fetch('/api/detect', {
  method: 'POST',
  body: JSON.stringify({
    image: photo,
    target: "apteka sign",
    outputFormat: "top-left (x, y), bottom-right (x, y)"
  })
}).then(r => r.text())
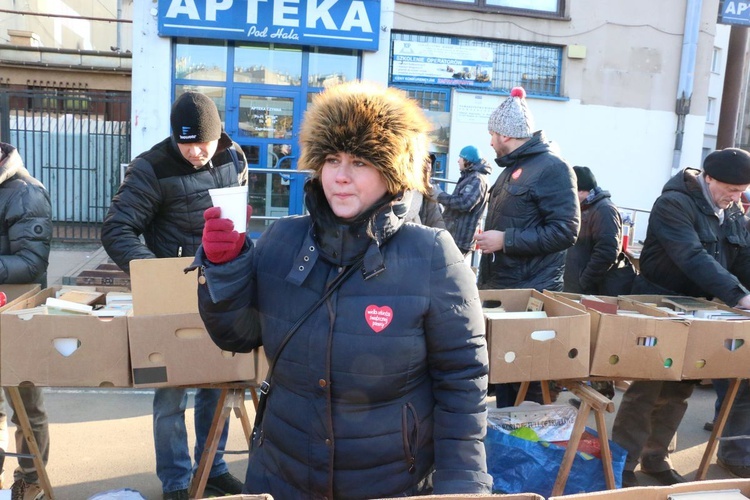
top-left (158, 0), bottom-right (381, 51)
top-left (720, 0), bottom-right (750, 26)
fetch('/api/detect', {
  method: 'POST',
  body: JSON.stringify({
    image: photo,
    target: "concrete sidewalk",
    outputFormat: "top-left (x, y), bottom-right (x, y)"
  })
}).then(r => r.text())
top-left (48, 242), bottom-right (110, 287)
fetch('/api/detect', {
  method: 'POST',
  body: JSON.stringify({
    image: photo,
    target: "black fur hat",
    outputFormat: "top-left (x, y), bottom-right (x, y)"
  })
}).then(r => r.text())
top-left (297, 81), bottom-right (431, 195)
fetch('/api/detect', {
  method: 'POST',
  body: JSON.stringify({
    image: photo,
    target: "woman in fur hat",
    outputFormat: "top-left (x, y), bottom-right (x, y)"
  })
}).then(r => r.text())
top-left (193, 81), bottom-right (492, 498)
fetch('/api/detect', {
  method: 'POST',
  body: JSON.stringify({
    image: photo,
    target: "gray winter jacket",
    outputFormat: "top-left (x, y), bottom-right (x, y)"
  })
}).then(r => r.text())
top-left (195, 180), bottom-right (491, 499)
top-left (0, 143), bottom-right (52, 286)
top-left (101, 133), bottom-right (246, 273)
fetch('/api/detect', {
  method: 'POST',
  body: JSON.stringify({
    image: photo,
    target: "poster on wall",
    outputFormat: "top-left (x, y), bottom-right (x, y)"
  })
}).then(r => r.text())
top-left (448, 90), bottom-right (504, 183)
top-left (720, 0), bottom-right (750, 26)
top-left (392, 41), bottom-right (493, 87)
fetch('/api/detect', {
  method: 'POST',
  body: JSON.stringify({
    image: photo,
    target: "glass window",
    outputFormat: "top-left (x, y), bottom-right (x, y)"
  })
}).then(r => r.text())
top-left (174, 85), bottom-right (227, 123)
top-left (396, 0), bottom-right (564, 16)
top-left (174, 39), bottom-right (228, 81)
top-left (235, 44), bottom-right (302, 86)
top-left (391, 32), bottom-right (562, 98)
top-left (308, 48), bottom-right (359, 88)
top-left (237, 95), bottom-right (294, 139)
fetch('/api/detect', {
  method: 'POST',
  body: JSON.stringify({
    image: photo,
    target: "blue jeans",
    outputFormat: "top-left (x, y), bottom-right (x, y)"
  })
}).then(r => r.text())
top-left (714, 379), bottom-right (750, 466)
top-left (153, 388), bottom-right (230, 493)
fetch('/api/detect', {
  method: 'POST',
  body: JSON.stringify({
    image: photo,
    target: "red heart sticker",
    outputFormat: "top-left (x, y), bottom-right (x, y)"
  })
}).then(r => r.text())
top-left (511, 168), bottom-right (523, 180)
top-left (365, 305), bottom-right (393, 333)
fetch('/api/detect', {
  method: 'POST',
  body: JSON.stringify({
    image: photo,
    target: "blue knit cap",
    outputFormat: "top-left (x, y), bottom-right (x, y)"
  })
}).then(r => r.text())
top-left (459, 145), bottom-right (481, 164)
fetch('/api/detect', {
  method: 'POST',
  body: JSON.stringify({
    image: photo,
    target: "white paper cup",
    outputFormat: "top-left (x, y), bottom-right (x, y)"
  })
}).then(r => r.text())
top-left (208, 185), bottom-right (248, 231)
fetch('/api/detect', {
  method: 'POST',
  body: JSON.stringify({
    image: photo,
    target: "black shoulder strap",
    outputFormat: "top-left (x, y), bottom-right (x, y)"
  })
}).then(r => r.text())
top-left (227, 146), bottom-right (243, 178)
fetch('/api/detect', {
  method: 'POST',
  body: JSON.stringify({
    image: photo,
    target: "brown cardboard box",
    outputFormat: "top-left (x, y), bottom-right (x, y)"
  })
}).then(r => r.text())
top-left (479, 289), bottom-right (590, 383)
top-left (548, 478), bottom-right (750, 499)
top-left (1, 286), bottom-right (131, 387)
top-left (128, 257), bottom-right (256, 387)
top-left (548, 292), bottom-right (689, 381)
top-left (205, 495), bottom-right (273, 500)
top-left (623, 294), bottom-right (750, 380)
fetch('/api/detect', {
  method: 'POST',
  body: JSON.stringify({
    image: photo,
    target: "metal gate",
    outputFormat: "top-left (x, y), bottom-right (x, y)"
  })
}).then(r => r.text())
top-left (0, 88), bottom-right (131, 243)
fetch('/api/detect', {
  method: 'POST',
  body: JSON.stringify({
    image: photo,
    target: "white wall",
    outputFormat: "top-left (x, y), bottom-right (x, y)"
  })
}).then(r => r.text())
top-left (361, 0), bottom-right (393, 85)
top-left (130, 0), bottom-right (171, 159)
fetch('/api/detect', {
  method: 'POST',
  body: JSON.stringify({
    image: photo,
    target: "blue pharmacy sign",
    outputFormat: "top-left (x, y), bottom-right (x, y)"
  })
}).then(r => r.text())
top-left (720, 0), bottom-right (750, 26)
top-left (158, 0), bottom-right (381, 51)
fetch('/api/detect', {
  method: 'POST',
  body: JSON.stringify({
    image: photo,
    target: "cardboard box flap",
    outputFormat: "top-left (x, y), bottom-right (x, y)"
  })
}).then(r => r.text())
top-left (130, 257), bottom-right (197, 316)
top-left (548, 478), bottom-right (750, 499)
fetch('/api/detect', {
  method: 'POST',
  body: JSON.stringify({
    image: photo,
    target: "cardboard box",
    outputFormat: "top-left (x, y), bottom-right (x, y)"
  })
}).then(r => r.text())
top-left (212, 496), bottom-right (273, 500)
top-left (548, 292), bottom-right (689, 381)
top-left (128, 257), bottom-right (256, 387)
top-left (479, 289), bottom-right (590, 383)
top-left (548, 478), bottom-right (750, 499)
top-left (624, 294), bottom-right (750, 380)
top-left (1, 286), bottom-right (131, 387)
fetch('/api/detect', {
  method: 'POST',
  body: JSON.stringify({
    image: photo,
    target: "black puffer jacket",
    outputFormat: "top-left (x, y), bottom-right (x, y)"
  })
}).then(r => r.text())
top-left (0, 143), bottom-right (52, 286)
top-left (636, 168), bottom-right (750, 306)
top-left (478, 132), bottom-right (579, 291)
top-left (563, 187), bottom-right (623, 294)
top-left (101, 133), bottom-right (247, 273)
top-left (195, 180), bottom-right (491, 499)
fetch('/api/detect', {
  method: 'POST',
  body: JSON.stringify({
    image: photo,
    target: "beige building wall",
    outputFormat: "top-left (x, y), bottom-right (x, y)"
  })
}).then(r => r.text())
top-left (0, 0), bottom-right (132, 52)
top-left (393, 0), bottom-right (721, 213)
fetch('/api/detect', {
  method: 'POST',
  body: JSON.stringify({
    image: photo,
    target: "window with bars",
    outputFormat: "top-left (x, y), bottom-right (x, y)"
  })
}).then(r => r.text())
top-left (391, 32), bottom-right (562, 98)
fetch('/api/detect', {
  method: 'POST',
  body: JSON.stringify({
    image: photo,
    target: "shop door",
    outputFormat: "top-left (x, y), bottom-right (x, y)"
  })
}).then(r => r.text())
top-left (225, 88), bottom-right (305, 237)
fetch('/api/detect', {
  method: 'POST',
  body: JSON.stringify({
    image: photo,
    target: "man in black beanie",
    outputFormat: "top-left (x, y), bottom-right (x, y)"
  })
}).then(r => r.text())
top-left (612, 148), bottom-right (750, 488)
top-left (101, 92), bottom-right (247, 500)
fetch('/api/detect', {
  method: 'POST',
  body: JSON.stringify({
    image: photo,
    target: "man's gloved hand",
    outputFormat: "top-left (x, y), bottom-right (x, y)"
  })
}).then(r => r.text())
top-left (202, 205), bottom-right (252, 264)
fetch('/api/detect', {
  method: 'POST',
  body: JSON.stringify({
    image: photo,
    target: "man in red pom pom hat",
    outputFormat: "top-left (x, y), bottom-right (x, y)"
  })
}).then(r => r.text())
top-left (475, 86), bottom-right (580, 408)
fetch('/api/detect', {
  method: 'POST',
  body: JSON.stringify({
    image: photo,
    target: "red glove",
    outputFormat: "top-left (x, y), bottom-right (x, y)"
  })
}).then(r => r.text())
top-left (202, 205), bottom-right (252, 264)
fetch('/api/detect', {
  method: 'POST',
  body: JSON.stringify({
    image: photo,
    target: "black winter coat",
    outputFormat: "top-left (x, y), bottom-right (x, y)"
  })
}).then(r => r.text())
top-left (195, 181), bottom-right (492, 499)
top-left (563, 188), bottom-right (624, 294)
top-left (478, 132), bottom-right (579, 291)
top-left (101, 134), bottom-right (247, 273)
top-left (635, 168), bottom-right (750, 306)
top-left (0, 143), bottom-right (52, 286)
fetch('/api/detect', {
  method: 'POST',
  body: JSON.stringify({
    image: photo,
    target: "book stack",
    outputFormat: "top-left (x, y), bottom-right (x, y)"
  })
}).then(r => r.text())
top-left (4, 287), bottom-right (133, 319)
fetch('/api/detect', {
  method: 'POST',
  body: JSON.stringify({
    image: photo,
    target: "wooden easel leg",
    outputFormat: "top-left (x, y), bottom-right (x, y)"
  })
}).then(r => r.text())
top-left (515, 382), bottom-right (529, 406)
top-left (189, 389), bottom-right (230, 500)
top-left (6, 387), bottom-right (53, 500)
top-left (231, 390), bottom-right (252, 445)
top-left (695, 378), bottom-right (741, 480)
top-left (551, 399), bottom-right (591, 496)
top-left (594, 408), bottom-right (615, 489)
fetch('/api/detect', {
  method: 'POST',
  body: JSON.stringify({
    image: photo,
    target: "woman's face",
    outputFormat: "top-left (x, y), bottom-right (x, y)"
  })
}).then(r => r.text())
top-left (321, 152), bottom-right (388, 219)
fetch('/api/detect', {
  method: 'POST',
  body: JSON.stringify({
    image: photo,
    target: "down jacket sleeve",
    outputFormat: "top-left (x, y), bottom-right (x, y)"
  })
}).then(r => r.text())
top-left (101, 159), bottom-right (160, 273)
top-left (195, 234), bottom-right (261, 353)
top-left (0, 182), bottom-right (52, 284)
top-left (427, 230), bottom-right (492, 494)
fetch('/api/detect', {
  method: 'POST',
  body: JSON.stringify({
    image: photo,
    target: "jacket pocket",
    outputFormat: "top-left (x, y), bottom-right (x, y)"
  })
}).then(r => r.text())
top-left (401, 403), bottom-right (419, 474)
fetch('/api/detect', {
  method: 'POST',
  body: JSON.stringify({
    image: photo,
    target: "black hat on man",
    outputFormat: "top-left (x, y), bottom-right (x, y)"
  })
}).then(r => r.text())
top-left (703, 148), bottom-right (750, 185)
top-left (573, 166), bottom-right (597, 191)
top-left (170, 92), bottom-right (222, 144)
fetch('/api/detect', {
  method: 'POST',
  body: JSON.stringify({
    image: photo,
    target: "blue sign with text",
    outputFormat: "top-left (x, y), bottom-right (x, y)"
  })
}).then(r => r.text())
top-left (720, 0), bottom-right (750, 26)
top-left (158, 0), bottom-right (381, 51)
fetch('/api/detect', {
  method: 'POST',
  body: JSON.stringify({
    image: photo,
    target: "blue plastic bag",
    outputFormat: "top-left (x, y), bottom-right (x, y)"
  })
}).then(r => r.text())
top-left (485, 425), bottom-right (626, 497)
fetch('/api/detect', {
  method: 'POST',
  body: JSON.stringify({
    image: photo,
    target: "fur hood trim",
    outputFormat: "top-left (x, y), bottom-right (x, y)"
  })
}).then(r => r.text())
top-left (298, 81), bottom-right (431, 195)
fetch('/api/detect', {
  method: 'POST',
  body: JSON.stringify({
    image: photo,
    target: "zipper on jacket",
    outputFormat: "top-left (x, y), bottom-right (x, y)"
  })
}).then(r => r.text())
top-left (401, 403), bottom-right (418, 474)
top-left (177, 246), bottom-right (182, 257)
